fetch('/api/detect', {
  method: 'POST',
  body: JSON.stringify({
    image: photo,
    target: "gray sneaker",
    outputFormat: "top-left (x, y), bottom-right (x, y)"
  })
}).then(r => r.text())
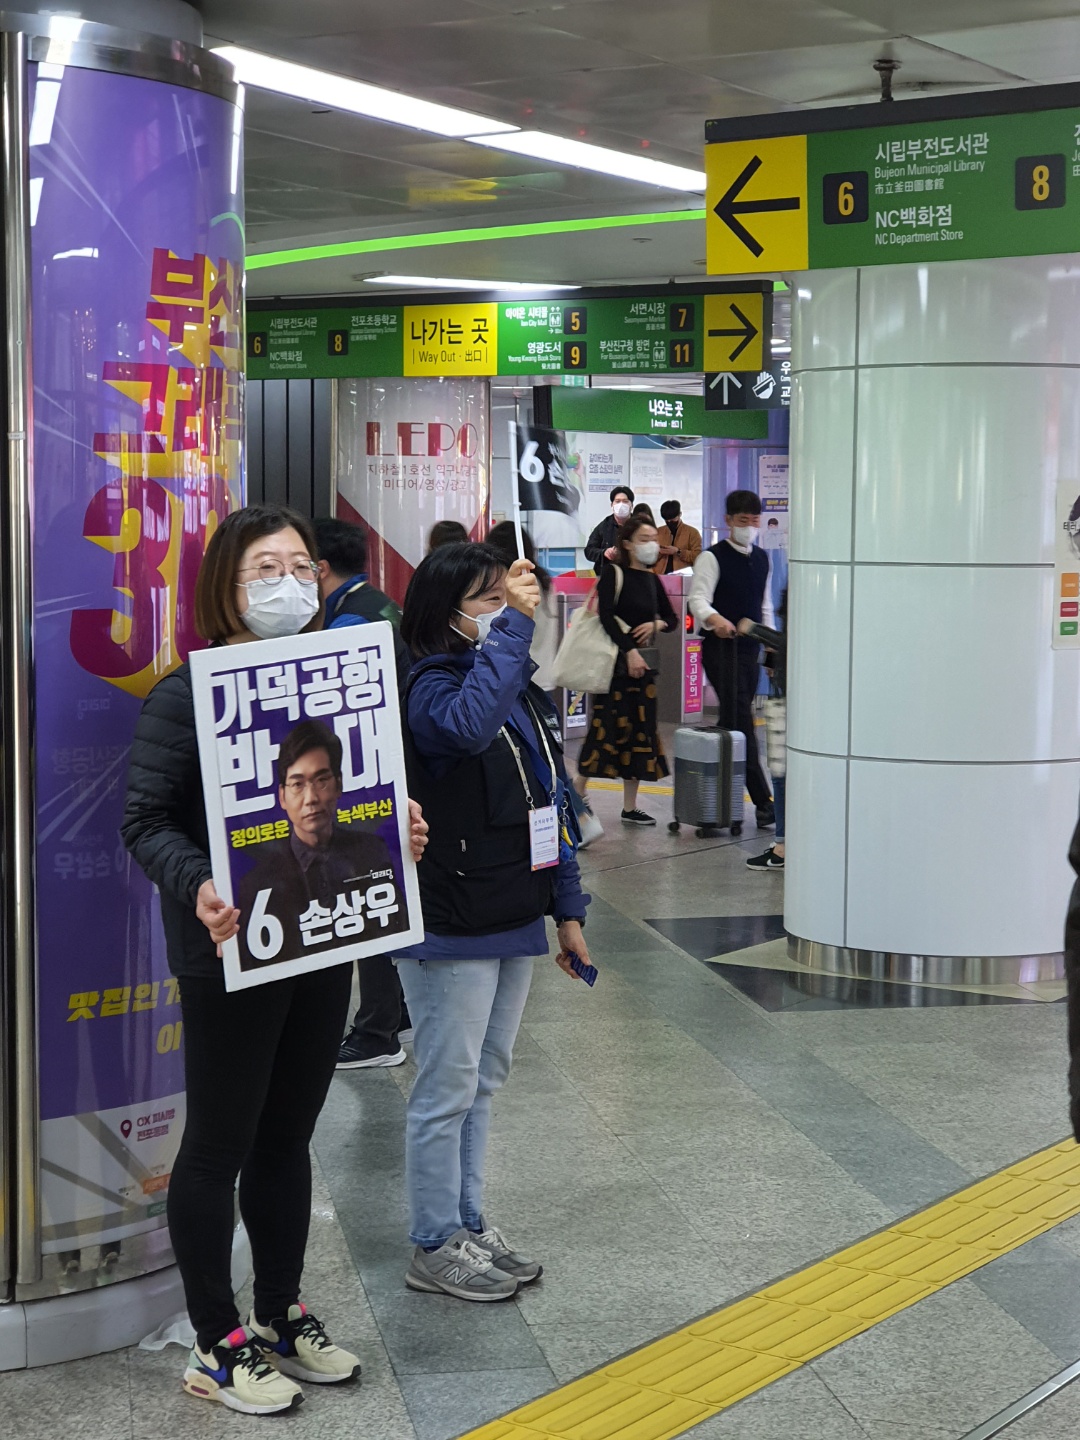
top-left (405, 1230), bottom-right (519, 1302)
top-left (471, 1225), bottom-right (543, 1284)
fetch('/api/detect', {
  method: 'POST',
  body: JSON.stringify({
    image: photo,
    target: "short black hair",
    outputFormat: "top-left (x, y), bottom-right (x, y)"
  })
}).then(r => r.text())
top-left (725, 489), bottom-right (761, 518)
top-left (660, 499), bottom-right (681, 524)
top-left (401, 542), bottom-right (506, 659)
top-left (314, 516), bottom-right (367, 577)
top-left (277, 719), bottom-right (343, 787)
top-left (609, 485), bottom-right (634, 505)
top-left (428, 519), bottom-right (470, 552)
top-left (767, 517), bottom-right (779, 526)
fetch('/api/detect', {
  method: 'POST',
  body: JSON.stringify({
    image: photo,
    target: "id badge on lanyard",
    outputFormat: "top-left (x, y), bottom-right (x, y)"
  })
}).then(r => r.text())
top-left (502, 721), bottom-right (560, 871)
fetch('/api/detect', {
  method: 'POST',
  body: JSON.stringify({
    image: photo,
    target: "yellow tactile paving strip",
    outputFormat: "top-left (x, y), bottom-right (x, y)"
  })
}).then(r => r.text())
top-left (465, 1140), bottom-right (1080, 1440)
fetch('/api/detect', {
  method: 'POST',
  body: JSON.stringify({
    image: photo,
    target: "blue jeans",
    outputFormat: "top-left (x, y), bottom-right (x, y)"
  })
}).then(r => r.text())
top-left (396, 956), bottom-right (534, 1248)
top-left (773, 773), bottom-right (786, 843)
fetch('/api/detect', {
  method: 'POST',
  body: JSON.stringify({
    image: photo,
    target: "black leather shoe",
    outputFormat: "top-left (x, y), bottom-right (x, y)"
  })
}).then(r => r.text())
top-left (755, 805), bottom-right (776, 830)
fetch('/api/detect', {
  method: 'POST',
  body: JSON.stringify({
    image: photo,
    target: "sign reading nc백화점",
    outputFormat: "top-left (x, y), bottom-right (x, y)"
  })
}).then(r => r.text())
top-left (31, 62), bottom-right (244, 1258)
top-left (1054, 481), bottom-right (1080, 648)
top-left (191, 627), bottom-right (423, 991)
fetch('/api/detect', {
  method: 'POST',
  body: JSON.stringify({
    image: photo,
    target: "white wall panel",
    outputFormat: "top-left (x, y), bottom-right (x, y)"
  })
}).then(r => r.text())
top-left (784, 749), bottom-right (848, 947)
top-left (790, 268), bottom-right (859, 371)
top-left (855, 366), bottom-right (1079, 566)
top-left (787, 561), bottom-right (851, 757)
top-left (846, 759), bottom-right (1079, 956)
top-left (858, 254), bottom-right (1080, 368)
top-left (850, 565), bottom-right (1080, 763)
top-left (788, 368), bottom-right (855, 564)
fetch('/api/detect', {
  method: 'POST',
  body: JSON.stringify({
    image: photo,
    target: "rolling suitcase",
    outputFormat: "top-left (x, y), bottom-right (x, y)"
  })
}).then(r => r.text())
top-left (669, 638), bottom-right (746, 838)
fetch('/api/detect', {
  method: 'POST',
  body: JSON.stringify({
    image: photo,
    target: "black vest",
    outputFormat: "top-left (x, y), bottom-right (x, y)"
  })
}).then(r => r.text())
top-left (403, 665), bottom-right (555, 937)
top-left (708, 540), bottom-right (770, 629)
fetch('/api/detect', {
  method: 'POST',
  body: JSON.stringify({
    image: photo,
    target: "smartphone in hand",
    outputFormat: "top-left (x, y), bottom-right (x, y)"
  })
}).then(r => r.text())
top-left (568, 952), bottom-right (598, 987)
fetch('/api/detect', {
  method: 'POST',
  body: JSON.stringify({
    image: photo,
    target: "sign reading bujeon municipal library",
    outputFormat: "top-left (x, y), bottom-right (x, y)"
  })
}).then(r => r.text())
top-left (705, 82), bottom-right (1080, 274)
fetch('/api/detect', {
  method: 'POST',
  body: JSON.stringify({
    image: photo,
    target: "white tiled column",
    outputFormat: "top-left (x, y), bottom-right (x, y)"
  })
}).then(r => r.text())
top-left (786, 258), bottom-right (1080, 967)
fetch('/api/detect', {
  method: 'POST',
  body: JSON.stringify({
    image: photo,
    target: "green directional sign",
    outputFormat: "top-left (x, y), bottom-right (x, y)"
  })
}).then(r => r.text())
top-left (705, 83), bottom-right (1080, 273)
top-left (246, 283), bottom-right (772, 381)
top-left (549, 386), bottom-right (767, 439)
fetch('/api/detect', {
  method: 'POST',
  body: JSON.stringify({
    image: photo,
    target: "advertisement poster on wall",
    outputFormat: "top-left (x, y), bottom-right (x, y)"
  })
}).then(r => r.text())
top-left (629, 439), bottom-right (705, 535)
top-left (31, 63), bottom-right (244, 1264)
top-left (192, 627), bottom-right (422, 990)
top-left (336, 376), bottom-right (489, 602)
top-left (759, 453), bottom-right (790, 551)
top-left (529, 431), bottom-right (630, 551)
top-left (1054, 480), bottom-right (1080, 649)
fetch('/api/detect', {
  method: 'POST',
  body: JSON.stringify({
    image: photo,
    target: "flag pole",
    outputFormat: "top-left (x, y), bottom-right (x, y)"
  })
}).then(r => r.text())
top-left (509, 419), bottom-right (525, 560)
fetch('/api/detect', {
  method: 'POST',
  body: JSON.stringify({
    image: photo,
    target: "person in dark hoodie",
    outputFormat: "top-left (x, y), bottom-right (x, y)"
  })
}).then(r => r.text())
top-left (396, 541), bottom-right (593, 1303)
top-left (1065, 819), bottom-right (1080, 1141)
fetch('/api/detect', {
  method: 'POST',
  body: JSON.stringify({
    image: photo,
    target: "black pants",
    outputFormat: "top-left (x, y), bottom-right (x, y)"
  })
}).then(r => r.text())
top-left (170, 964), bottom-right (352, 1351)
top-left (701, 636), bottom-right (772, 811)
top-left (348, 953), bottom-right (410, 1057)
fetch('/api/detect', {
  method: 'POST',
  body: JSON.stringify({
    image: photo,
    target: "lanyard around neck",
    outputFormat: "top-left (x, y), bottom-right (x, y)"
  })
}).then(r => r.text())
top-left (500, 697), bottom-right (557, 811)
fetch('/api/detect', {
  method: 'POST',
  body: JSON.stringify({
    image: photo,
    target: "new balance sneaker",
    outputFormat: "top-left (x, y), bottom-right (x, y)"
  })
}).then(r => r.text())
top-left (182, 1326), bottom-right (303, 1414)
top-left (621, 808), bottom-right (656, 827)
top-left (250, 1304), bottom-right (361, 1385)
top-left (746, 846), bottom-right (784, 871)
top-left (471, 1225), bottom-right (542, 1284)
top-left (577, 808), bottom-right (604, 849)
top-left (406, 1229), bottom-right (519, 1301)
top-left (337, 1027), bottom-right (406, 1069)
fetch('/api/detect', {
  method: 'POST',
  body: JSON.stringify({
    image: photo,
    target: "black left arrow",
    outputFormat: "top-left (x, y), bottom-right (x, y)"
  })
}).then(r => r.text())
top-left (714, 155), bottom-right (800, 258)
top-left (707, 303), bottom-right (758, 364)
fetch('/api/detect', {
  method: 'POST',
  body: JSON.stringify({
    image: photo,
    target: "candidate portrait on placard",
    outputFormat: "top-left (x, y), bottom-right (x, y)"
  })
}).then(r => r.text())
top-left (235, 718), bottom-right (408, 970)
top-left (192, 623), bottom-right (423, 989)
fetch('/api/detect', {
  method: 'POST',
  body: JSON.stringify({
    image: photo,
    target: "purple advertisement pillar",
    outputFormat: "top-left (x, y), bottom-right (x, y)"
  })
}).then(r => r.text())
top-left (26, 50), bottom-right (243, 1294)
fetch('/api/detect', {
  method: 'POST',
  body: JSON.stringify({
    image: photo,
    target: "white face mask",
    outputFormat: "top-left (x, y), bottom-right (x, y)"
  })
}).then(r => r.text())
top-left (240, 575), bottom-right (320, 640)
top-left (613, 501), bottom-right (631, 521)
top-left (454, 603), bottom-right (507, 646)
top-left (730, 525), bottom-right (757, 548)
top-left (633, 541), bottom-right (660, 566)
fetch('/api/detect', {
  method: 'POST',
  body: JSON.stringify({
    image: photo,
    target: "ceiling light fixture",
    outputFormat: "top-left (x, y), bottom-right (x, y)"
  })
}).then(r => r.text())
top-left (214, 47), bottom-right (705, 192)
top-left (364, 275), bottom-right (579, 291)
top-left (472, 131), bottom-right (706, 192)
top-left (248, 208), bottom-right (704, 271)
top-left (212, 46), bottom-right (517, 138)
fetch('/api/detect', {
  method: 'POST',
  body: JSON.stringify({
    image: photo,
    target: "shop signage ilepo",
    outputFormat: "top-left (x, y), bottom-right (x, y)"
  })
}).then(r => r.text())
top-left (705, 83), bottom-right (1080, 275)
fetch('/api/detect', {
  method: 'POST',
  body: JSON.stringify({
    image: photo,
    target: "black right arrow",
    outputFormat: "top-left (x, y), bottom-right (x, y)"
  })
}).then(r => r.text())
top-left (708, 303), bottom-right (759, 363)
top-left (714, 155), bottom-right (801, 258)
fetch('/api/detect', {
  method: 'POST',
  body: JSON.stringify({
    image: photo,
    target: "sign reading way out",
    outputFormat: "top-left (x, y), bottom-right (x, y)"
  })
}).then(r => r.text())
top-left (705, 83), bottom-right (1080, 274)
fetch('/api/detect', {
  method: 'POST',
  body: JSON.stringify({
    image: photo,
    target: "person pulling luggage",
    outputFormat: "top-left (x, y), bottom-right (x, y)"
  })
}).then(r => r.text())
top-left (689, 490), bottom-right (776, 830)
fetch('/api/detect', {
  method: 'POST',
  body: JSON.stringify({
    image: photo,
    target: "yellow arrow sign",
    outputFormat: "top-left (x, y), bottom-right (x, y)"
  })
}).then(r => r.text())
top-left (706, 136), bottom-right (809, 275)
top-left (703, 292), bottom-right (766, 373)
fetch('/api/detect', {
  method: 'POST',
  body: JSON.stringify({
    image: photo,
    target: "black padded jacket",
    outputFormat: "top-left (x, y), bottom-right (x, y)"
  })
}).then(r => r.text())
top-left (121, 663), bottom-right (218, 979)
top-left (1065, 814), bottom-right (1080, 1140)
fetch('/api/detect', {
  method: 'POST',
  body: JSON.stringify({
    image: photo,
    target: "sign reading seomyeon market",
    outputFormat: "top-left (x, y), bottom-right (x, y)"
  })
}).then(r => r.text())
top-left (704, 82), bottom-right (1080, 274)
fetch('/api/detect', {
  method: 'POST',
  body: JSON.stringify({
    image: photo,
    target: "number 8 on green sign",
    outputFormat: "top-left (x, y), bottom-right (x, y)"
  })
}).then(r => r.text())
top-left (1015, 154), bottom-right (1065, 211)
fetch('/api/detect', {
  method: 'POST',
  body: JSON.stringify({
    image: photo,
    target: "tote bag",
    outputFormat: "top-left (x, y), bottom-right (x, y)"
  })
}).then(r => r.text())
top-left (552, 568), bottom-right (624, 695)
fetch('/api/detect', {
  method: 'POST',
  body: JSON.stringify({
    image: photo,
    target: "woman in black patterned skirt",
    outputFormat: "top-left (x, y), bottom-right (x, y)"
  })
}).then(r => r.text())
top-left (576, 515), bottom-right (678, 827)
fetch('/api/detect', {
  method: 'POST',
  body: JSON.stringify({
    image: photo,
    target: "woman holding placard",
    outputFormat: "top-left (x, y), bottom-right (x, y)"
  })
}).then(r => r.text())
top-left (397, 541), bottom-right (593, 1302)
top-left (122, 504), bottom-right (427, 1415)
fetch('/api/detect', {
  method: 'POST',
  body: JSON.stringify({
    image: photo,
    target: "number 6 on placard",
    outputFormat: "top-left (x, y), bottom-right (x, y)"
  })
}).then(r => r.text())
top-left (246, 887), bottom-right (284, 961)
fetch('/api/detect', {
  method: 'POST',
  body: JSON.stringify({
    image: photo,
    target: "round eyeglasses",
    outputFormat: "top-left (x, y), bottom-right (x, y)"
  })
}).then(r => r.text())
top-left (237, 560), bottom-right (320, 586)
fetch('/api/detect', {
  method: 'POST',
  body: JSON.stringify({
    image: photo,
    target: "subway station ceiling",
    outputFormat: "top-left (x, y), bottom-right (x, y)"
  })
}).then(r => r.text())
top-left (198, 0), bottom-right (1080, 296)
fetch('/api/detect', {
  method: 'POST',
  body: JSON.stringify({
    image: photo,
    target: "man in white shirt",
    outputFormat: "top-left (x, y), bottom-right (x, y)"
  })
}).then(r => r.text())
top-left (689, 490), bottom-right (775, 830)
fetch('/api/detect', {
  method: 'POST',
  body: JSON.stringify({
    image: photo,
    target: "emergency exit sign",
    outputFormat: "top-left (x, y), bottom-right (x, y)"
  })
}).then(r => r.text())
top-left (705, 81), bottom-right (1080, 274)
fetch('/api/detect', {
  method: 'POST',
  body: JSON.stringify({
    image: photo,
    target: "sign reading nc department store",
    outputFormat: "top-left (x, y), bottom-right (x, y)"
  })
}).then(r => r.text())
top-left (705, 82), bottom-right (1080, 274)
